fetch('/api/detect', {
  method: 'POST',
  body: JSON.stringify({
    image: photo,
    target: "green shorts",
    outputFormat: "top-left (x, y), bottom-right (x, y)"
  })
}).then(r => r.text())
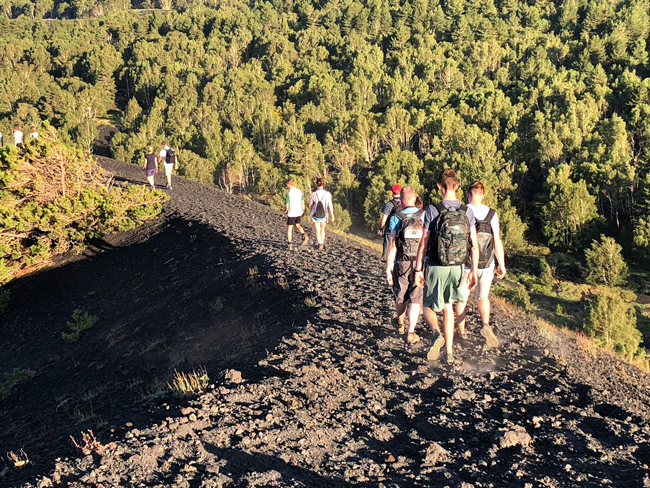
top-left (423, 264), bottom-right (464, 312)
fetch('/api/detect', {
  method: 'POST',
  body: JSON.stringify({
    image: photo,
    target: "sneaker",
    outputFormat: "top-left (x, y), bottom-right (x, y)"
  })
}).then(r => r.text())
top-left (427, 333), bottom-right (445, 361)
top-left (288, 243), bottom-right (294, 251)
top-left (445, 351), bottom-right (455, 365)
top-left (318, 243), bottom-right (324, 251)
top-left (407, 332), bottom-right (421, 344)
top-left (301, 233), bottom-right (309, 246)
top-left (166, 184), bottom-right (171, 190)
top-left (480, 324), bottom-right (499, 348)
top-left (457, 330), bottom-right (468, 341)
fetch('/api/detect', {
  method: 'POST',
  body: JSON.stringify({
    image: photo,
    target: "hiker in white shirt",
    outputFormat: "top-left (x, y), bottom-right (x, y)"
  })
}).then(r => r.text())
top-left (13, 126), bottom-right (23, 147)
top-left (308, 177), bottom-right (335, 250)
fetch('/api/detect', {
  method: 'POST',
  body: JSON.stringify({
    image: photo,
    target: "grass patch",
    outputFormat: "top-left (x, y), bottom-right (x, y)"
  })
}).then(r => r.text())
top-left (168, 367), bottom-right (209, 398)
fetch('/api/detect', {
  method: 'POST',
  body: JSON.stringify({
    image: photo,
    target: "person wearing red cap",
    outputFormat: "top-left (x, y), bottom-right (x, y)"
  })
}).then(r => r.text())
top-left (378, 184), bottom-right (403, 259)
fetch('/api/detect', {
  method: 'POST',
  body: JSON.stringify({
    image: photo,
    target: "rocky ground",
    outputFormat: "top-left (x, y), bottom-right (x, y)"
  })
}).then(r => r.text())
top-left (2, 159), bottom-right (650, 487)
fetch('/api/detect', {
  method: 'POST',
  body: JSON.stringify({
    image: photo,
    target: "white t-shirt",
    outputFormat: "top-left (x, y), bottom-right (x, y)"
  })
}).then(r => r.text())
top-left (160, 146), bottom-right (171, 165)
top-left (13, 130), bottom-right (23, 145)
top-left (465, 203), bottom-right (500, 271)
top-left (30, 131), bottom-right (38, 139)
top-left (286, 186), bottom-right (304, 218)
top-left (309, 189), bottom-right (333, 218)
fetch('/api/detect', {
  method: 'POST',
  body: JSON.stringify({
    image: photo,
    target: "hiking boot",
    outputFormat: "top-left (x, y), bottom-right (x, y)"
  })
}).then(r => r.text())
top-left (480, 324), bottom-right (499, 348)
top-left (427, 333), bottom-right (445, 361)
top-left (301, 233), bottom-right (309, 246)
top-left (407, 332), bottom-right (421, 344)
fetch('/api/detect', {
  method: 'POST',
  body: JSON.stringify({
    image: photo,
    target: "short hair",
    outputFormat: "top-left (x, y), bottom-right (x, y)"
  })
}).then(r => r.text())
top-left (148, 146), bottom-right (154, 152)
top-left (469, 181), bottom-right (485, 195)
top-left (316, 177), bottom-right (325, 188)
top-left (400, 186), bottom-right (416, 204)
top-left (438, 169), bottom-right (460, 190)
top-left (286, 178), bottom-right (296, 186)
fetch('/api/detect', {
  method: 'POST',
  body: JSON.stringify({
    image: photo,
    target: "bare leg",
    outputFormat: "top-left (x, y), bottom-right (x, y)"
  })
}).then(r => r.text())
top-left (408, 303), bottom-right (421, 334)
top-left (322, 223), bottom-right (327, 245)
top-left (477, 299), bottom-right (490, 325)
top-left (295, 223), bottom-right (305, 235)
top-left (147, 175), bottom-right (155, 189)
top-left (287, 225), bottom-right (293, 243)
top-left (455, 300), bottom-right (468, 335)
top-left (423, 307), bottom-right (440, 334)
top-left (442, 303), bottom-right (454, 355)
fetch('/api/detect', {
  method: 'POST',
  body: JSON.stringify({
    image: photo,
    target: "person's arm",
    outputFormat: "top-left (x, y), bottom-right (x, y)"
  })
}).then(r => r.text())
top-left (285, 192), bottom-right (290, 215)
top-left (494, 231), bottom-right (506, 278)
top-left (329, 195), bottom-right (335, 222)
top-left (415, 228), bottom-right (429, 288)
top-left (385, 230), bottom-right (398, 286)
top-left (143, 156), bottom-right (147, 169)
top-left (468, 226), bottom-right (479, 288)
top-left (377, 214), bottom-right (388, 236)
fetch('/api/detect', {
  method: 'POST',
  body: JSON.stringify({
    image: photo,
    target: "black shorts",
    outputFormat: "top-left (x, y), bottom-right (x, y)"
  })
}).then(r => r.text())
top-left (392, 261), bottom-right (423, 305)
top-left (287, 216), bottom-right (302, 225)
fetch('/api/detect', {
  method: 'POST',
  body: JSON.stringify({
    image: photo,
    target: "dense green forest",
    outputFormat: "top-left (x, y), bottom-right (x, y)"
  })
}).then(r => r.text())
top-left (1, 0), bottom-right (650, 254)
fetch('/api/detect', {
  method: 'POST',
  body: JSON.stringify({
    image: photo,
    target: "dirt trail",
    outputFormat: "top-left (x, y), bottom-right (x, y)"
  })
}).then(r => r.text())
top-left (3, 160), bottom-right (650, 487)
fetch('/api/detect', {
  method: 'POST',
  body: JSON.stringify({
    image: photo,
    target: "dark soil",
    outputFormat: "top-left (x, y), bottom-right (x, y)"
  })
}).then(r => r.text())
top-left (2, 159), bottom-right (650, 487)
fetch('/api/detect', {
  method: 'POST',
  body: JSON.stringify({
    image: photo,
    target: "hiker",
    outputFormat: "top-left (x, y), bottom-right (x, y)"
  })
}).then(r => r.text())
top-left (285, 178), bottom-right (309, 250)
top-left (13, 126), bottom-right (23, 148)
top-left (455, 181), bottom-right (506, 348)
top-left (29, 126), bottom-right (38, 140)
top-left (378, 184), bottom-right (403, 259)
top-left (143, 146), bottom-right (158, 191)
top-left (309, 177), bottom-right (335, 250)
top-left (159, 142), bottom-right (178, 190)
top-left (0, 130), bottom-right (3, 146)
top-left (385, 186), bottom-right (424, 344)
top-left (414, 169), bottom-right (479, 365)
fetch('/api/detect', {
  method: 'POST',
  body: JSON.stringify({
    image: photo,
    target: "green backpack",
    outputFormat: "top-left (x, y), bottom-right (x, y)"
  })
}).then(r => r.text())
top-left (428, 203), bottom-right (471, 266)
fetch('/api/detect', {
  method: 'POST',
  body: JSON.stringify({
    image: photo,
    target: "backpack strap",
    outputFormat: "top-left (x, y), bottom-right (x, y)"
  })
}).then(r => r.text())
top-left (484, 208), bottom-right (496, 223)
top-left (433, 202), bottom-right (446, 214)
top-left (459, 204), bottom-right (467, 213)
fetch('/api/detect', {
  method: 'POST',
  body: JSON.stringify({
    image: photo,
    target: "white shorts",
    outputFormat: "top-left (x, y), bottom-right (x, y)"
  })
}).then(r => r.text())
top-left (461, 267), bottom-right (495, 301)
top-left (164, 163), bottom-right (174, 177)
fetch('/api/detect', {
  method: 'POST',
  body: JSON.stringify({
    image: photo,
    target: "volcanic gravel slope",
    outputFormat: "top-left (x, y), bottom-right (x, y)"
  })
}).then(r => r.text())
top-left (4, 159), bottom-right (650, 488)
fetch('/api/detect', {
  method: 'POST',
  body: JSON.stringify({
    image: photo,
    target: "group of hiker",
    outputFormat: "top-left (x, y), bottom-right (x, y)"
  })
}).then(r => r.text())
top-left (143, 143), bottom-right (179, 191)
top-left (284, 177), bottom-right (335, 251)
top-left (381, 169), bottom-right (506, 365)
top-left (0, 125), bottom-right (39, 148)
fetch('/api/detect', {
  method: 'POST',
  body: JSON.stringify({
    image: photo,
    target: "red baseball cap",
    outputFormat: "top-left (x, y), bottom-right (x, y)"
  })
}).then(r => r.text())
top-left (391, 184), bottom-right (402, 194)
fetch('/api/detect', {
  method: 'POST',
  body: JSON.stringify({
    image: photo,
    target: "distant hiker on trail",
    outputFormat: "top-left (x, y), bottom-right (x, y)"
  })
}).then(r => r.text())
top-left (143, 146), bottom-right (158, 191)
top-left (285, 178), bottom-right (309, 251)
top-left (13, 126), bottom-right (23, 148)
top-left (414, 169), bottom-right (479, 365)
top-left (309, 178), bottom-right (334, 250)
top-left (455, 181), bottom-right (506, 348)
top-left (0, 131), bottom-right (3, 146)
top-left (29, 126), bottom-right (38, 140)
top-left (385, 186), bottom-right (424, 344)
top-left (159, 142), bottom-right (178, 190)
top-left (378, 184), bottom-right (403, 259)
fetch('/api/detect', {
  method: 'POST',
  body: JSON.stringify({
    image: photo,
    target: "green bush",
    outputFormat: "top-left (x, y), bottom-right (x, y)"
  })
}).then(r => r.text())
top-left (492, 283), bottom-right (533, 311)
top-left (62, 309), bottom-right (99, 342)
top-left (0, 142), bottom-right (167, 285)
top-left (583, 235), bottom-right (628, 287)
top-left (583, 291), bottom-right (641, 361)
top-left (0, 368), bottom-right (29, 401)
top-left (330, 203), bottom-right (352, 232)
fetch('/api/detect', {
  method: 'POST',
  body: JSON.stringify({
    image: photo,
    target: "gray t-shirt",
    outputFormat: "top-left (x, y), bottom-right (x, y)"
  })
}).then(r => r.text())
top-left (422, 200), bottom-right (475, 264)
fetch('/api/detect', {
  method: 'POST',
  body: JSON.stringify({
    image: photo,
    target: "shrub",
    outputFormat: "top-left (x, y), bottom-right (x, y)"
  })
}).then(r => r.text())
top-left (62, 309), bottom-right (98, 342)
top-left (492, 283), bottom-right (533, 311)
top-left (583, 235), bottom-right (628, 286)
top-left (0, 142), bottom-right (167, 285)
top-left (583, 291), bottom-right (641, 361)
top-left (330, 203), bottom-right (352, 232)
top-left (0, 368), bottom-right (30, 400)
